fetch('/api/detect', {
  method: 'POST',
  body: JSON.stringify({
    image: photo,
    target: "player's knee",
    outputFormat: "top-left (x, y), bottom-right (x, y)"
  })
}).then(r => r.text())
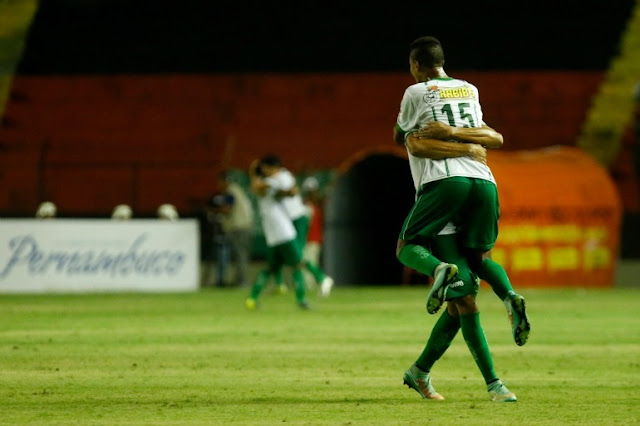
top-left (451, 294), bottom-right (478, 315)
top-left (446, 302), bottom-right (459, 318)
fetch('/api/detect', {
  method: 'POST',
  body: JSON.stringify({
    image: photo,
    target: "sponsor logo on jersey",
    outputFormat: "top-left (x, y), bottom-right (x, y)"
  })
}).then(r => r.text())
top-left (439, 87), bottom-right (475, 99)
top-left (423, 85), bottom-right (475, 104)
top-left (423, 86), bottom-right (441, 104)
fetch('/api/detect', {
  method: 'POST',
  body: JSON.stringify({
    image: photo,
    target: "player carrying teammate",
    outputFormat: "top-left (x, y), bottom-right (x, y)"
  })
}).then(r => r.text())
top-left (394, 36), bottom-right (530, 402)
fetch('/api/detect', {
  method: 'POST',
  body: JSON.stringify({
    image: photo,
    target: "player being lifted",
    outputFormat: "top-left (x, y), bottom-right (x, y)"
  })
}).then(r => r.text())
top-left (245, 157), bottom-right (310, 310)
top-left (393, 36), bottom-right (530, 402)
top-left (259, 155), bottom-right (334, 298)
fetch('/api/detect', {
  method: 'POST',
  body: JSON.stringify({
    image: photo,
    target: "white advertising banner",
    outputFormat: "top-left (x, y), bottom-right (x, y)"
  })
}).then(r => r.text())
top-left (0, 219), bottom-right (200, 293)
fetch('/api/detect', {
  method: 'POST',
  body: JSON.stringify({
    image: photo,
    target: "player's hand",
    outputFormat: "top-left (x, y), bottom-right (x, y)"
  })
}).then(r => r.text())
top-left (468, 144), bottom-right (487, 164)
top-left (412, 122), bottom-right (453, 140)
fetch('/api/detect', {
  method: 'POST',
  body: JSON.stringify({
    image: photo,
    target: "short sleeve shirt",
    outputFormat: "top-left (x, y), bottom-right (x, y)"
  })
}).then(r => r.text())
top-left (257, 177), bottom-right (297, 247)
top-left (270, 169), bottom-right (310, 220)
top-left (396, 77), bottom-right (496, 191)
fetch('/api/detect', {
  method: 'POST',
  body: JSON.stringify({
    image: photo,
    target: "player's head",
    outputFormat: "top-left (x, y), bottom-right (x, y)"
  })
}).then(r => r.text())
top-left (302, 176), bottom-right (319, 193)
top-left (409, 36), bottom-right (445, 80)
top-left (302, 176), bottom-right (320, 200)
top-left (259, 154), bottom-right (282, 177)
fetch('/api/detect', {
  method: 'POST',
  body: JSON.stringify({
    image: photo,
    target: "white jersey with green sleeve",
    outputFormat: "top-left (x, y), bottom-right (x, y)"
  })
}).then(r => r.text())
top-left (396, 77), bottom-right (496, 191)
top-left (257, 176), bottom-right (297, 247)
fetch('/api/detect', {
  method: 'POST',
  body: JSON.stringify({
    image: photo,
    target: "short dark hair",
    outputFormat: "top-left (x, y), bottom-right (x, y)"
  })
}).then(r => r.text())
top-left (260, 154), bottom-right (282, 167)
top-left (409, 36), bottom-right (445, 69)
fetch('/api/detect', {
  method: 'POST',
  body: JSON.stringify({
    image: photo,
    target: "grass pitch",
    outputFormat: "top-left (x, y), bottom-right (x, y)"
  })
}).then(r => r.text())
top-left (1, 285), bottom-right (639, 425)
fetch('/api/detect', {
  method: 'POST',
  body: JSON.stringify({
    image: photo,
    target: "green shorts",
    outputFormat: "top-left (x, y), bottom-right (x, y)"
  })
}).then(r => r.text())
top-left (399, 177), bottom-right (499, 251)
top-left (429, 234), bottom-right (479, 299)
top-left (455, 179), bottom-right (500, 251)
top-left (266, 239), bottom-right (302, 271)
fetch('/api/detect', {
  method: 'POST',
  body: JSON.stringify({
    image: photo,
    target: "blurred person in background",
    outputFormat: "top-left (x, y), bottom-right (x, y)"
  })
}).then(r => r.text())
top-left (111, 204), bottom-right (132, 220)
top-left (157, 203), bottom-right (180, 221)
top-left (203, 171), bottom-right (254, 288)
top-left (260, 155), bottom-right (334, 297)
top-left (35, 201), bottom-right (57, 219)
top-left (394, 36), bottom-right (528, 402)
top-left (300, 176), bottom-right (326, 286)
top-left (245, 158), bottom-right (309, 310)
top-left (204, 189), bottom-right (233, 287)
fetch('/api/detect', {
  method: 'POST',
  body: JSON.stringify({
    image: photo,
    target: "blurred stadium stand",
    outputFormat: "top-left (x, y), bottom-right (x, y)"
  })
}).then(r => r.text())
top-left (0, 0), bottom-right (638, 287)
top-left (0, 72), bottom-right (606, 215)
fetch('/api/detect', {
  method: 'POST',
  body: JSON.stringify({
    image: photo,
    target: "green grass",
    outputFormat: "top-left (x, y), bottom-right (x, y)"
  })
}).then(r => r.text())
top-left (1, 286), bottom-right (639, 425)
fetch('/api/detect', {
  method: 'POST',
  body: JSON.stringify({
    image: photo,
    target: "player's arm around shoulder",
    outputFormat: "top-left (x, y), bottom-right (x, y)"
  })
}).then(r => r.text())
top-left (412, 121), bottom-right (503, 148)
top-left (275, 185), bottom-right (299, 200)
top-left (451, 124), bottom-right (503, 148)
top-left (405, 133), bottom-right (487, 164)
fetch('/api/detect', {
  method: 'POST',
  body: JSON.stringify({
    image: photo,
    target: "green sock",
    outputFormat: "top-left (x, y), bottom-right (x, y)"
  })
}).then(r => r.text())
top-left (292, 268), bottom-right (306, 303)
top-left (250, 270), bottom-right (270, 300)
top-left (460, 312), bottom-right (498, 384)
top-left (398, 244), bottom-right (442, 277)
top-left (304, 260), bottom-right (325, 284)
top-left (274, 267), bottom-right (284, 287)
top-left (478, 259), bottom-right (515, 301)
top-left (416, 310), bottom-right (460, 372)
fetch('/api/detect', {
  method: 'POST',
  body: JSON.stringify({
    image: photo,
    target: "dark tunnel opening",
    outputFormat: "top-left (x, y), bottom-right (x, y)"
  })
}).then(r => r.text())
top-left (324, 153), bottom-right (416, 285)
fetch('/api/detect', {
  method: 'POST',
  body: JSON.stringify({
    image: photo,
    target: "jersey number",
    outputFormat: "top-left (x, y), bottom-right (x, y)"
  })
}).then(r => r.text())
top-left (436, 103), bottom-right (476, 128)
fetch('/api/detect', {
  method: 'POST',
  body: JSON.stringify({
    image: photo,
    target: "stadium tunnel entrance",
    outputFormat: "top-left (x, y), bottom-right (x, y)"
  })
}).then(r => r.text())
top-left (324, 147), bottom-right (415, 285)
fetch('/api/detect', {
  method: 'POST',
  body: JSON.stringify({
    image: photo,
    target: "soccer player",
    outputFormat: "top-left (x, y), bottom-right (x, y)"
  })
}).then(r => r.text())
top-left (403, 228), bottom-right (517, 402)
top-left (259, 154), bottom-right (334, 297)
top-left (394, 36), bottom-right (528, 401)
top-left (215, 171), bottom-right (255, 288)
top-left (411, 121), bottom-right (530, 346)
top-left (245, 158), bottom-right (309, 310)
top-left (394, 36), bottom-right (530, 344)
top-left (300, 176), bottom-right (326, 282)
